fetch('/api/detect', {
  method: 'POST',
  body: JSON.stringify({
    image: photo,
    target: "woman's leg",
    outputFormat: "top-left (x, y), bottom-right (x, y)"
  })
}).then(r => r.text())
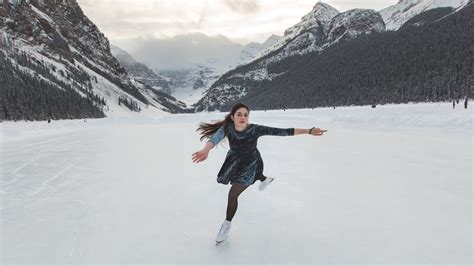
top-left (226, 183), bottom-right (249, 221)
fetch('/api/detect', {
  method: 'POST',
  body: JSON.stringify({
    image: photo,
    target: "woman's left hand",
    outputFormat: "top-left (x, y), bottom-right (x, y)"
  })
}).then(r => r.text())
top-left (310, 128), bottom-right (327, 136)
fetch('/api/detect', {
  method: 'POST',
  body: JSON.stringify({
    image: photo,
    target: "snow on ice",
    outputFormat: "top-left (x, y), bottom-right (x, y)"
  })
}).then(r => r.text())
top-left (0, 102), bottom-right (472, 264)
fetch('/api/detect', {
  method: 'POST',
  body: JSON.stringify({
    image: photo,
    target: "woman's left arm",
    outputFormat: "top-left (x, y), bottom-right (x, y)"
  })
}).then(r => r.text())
top-left (255, 125), bottom-right (327, 137)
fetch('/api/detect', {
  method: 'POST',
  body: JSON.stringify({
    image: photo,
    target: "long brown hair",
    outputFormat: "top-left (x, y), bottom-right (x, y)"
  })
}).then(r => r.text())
top-left (196, 103), bottom-right (250, 142)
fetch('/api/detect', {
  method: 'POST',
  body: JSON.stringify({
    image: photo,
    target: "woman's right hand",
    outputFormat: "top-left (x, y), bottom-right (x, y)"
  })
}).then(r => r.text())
top-left (192, 149), bottom-right (209, 163)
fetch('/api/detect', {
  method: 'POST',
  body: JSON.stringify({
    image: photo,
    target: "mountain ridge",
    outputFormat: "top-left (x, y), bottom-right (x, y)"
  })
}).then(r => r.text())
top-left (200, 3), bottom-right (472, 111)
top-left (0, 0), bottom-right (187, 121)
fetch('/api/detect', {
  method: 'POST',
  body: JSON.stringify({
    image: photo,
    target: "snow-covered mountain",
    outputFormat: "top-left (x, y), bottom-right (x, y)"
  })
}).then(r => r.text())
top-left (0, 0), bottom-right (187, 121)
top-left (110, 45), bottom-right (172, 95)
top-left (380, 0), bottom-right (469, 30)
top-left (194, 0), bottom-right (472, 112)
top-left (176, 35), bottom-right (287, 105)
top-left (284, 2), bottom-right (340, 38)
top-left (169, 33), bottom-right (284, 106)
top-left (238, 34), bottom-right (282, 65)
top-left (256, 2), bottom-right (340, 62)
top-left (195, 1), bottom-right (471, 112)
top-left (194, 2), bottom-right (385, 111)
top-left (158, 64), bottom-right (224, 107)
top-left (128, 33), bottom-right (243, 107)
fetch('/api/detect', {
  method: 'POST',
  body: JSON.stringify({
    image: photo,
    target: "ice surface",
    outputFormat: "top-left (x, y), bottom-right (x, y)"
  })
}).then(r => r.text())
top-left (0, 102), bottom-right (472, 264)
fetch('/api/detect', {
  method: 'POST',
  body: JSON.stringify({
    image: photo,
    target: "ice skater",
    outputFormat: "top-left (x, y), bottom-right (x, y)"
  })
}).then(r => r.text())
top-left (191, 103), bottom-right (327, 244)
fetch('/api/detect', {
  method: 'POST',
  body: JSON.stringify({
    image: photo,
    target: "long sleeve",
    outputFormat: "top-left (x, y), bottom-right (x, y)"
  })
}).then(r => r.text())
top-left (208, 126), bottom-right (225, 146)
top-left (254, 124), bottom-right (294, 137)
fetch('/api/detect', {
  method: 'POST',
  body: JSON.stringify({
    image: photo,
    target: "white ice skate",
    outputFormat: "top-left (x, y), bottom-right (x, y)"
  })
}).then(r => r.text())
top-left (259, 176), bottom-right (274, 191)
top-left (215, 220), bottom-right (231, 244)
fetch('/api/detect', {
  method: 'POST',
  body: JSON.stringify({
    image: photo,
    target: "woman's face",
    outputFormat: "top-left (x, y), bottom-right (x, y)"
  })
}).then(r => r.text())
top-left (232, 107), bottom-right (249, 126)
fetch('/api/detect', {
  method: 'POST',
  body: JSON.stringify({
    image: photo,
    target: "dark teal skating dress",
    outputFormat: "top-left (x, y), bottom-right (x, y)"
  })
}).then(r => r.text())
top-left (209, 123), bottom-right (294, 186)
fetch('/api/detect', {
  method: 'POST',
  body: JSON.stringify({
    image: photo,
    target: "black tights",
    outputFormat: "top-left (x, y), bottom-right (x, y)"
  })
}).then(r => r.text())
top-left (226, 183), bottom-right (248, 221)
top-left (225, 175), bottom-right (266, 222)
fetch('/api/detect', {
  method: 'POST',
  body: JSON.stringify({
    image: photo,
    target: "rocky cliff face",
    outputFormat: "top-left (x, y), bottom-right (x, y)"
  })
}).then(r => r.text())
top-left (263, 2), bottom-right (340, 60)
top-left (326, 9), bottom-right (385, 44)
top-left (5, 0), bottom-right (123, 76)
top-left (284, 2), bottom-right (339, 38)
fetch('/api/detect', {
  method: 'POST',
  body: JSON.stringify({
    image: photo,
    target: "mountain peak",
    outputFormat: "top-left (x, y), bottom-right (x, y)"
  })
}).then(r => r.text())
top-left (380, 0), bottom-right (468, 30)
top-left (307, 1), bottom-right (339, 19)
top-left (284, 1), bottom-right (339, 37)
top-left (312, 1), bottom-right (334, 10)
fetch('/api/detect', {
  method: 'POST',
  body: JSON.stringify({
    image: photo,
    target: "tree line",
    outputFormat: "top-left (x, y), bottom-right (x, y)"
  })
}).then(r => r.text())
top-left (0, 51), bottom-right (106, 121)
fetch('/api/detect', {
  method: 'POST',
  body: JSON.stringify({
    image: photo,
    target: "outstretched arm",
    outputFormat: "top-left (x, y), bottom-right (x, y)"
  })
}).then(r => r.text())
top-left (192, 142), bottom-right (214, 163)
top-left (192, 126), bottom-right (225, 163)
top-left (255, 125), bottom-right (327, 137)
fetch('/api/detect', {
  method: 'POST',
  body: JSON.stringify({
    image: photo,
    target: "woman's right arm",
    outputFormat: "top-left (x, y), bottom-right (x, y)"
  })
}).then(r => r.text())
top-left (192, 126), bottom-right (224, 163)
top-left (192, 142), bottom-right (214, 163)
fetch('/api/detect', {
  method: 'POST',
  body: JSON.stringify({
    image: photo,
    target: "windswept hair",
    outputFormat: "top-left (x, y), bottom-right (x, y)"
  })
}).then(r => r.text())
top-left (196, 103), bottom-right (250, 142)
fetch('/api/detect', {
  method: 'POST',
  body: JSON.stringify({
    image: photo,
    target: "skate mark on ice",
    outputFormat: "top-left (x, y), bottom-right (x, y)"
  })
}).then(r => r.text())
top-left (2, 160), bottom-right (37, 188)
top-left (27, 162), bottom-right (77, 197)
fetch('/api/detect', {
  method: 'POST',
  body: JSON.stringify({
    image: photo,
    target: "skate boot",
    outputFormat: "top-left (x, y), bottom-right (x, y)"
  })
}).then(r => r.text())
top-left (259, 176), bottom-right (274, 191)
top-left (215, 220), bottom-right (231, 243)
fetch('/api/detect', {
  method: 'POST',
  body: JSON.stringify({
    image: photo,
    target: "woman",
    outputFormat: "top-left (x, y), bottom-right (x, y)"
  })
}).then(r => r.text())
top-left (192, 103), bottom-right (327, 243)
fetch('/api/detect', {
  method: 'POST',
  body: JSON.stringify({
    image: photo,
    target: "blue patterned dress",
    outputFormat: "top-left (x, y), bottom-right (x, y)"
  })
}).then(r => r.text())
top-left (209, 123), bottom-right (294, 186)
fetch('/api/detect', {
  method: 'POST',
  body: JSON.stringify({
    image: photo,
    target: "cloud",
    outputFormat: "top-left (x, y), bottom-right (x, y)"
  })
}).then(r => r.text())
top-left (77, 0), bottom-right (398, 45)
top-left (222, 0), bottom-right (260, 14)
top-left (124, 33), bottom-right (244, 71)
top-left (196, 0), bottom-right (208, 28)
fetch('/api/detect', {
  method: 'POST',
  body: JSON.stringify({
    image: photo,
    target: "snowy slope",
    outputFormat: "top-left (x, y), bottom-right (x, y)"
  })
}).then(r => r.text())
top-left (238, 34), bottom-right (283, 65)
top-left (1, 102), bottom-right (471, 263)
top-left (380, 0), bottom-right (469, 30)
top-left (1, 33), bottom-right (164, 117)
top-left (0, 0), bottom-right (185, 118)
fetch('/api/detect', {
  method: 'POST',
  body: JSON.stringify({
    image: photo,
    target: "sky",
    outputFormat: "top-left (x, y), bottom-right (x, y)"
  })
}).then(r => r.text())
top-left (77, 0), bottom-right (398, 46)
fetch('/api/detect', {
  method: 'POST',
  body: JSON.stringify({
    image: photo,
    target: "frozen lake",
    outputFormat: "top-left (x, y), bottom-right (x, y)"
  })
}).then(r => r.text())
top-left (0, 103), bottom-right (472, 264)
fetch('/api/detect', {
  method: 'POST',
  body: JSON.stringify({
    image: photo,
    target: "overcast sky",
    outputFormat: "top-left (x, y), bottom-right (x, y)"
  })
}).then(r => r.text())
top-left (77, 0), bottom-right (397, 46)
